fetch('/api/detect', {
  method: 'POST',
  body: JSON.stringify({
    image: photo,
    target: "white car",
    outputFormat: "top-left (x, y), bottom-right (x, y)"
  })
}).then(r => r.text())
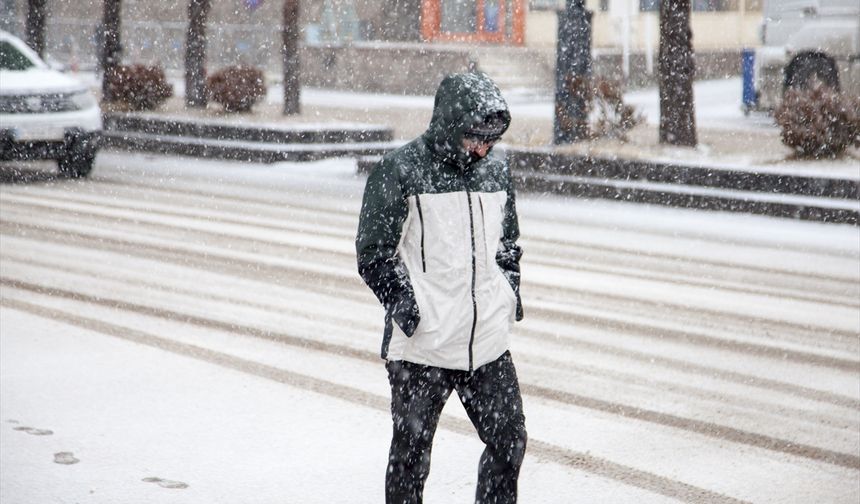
top-left (0, 30), bottom-right (101, 177)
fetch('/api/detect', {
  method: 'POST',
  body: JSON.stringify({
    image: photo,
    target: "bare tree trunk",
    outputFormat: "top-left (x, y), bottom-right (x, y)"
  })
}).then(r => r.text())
top-left (553, 0), bottom-right (593, 144)
top-left (282, 0), bottom-right (301, 115)
top-left (658, 0), bottom-right (697, 147)
top-left (101, 0), bottom-right (122, 101)
top-left (25, 0), bottom-right (47, 58)
top-left (186, 0), bottom-right (211, 108)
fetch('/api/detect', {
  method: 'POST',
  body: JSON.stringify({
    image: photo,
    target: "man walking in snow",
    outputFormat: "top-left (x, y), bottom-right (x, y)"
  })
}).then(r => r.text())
top-left (356, 71), bottom-right (527, 504)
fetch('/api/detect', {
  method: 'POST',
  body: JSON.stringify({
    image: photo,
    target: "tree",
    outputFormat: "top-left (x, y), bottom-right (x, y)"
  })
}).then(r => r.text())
top-left (25, 0), bottom-right (47, 58)
top-left (101, 0), bottom-right (123, 101)
top-left (186, 0), bottom-right (211, 108)
top-left (553, 0), bottom-right (592, 144)
top-left (282, 0), bottom-right (301, 115)
top-left (658, 0), bottom-right (696, 147)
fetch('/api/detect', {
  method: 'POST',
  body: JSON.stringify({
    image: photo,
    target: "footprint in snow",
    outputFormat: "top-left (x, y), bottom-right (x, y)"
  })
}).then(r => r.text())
top-left (143, 477), bottom-right (189, 489)
top-left (54, 452), bottom-right (80, 465)
top-left (13, 426), bottom-right (53, 436)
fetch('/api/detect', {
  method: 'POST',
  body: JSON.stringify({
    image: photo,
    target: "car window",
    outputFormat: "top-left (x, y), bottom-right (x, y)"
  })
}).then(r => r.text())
top-left (0, 40), bottom-right (36, 71)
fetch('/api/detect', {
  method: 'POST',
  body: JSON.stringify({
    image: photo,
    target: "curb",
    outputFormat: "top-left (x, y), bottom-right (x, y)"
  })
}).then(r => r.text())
top-left (103, 113), bottom-right (393, 144)
top-left (102, 113), bottom-right (398, 163)
top-left (506, 148), bottom-right (859, 225)
top-left (508, 149), bottom-right (859, 199)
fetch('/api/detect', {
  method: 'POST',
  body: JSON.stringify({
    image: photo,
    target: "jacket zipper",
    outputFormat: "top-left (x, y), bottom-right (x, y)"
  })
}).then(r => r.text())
top-left (466, 190), bottom-right (478, 372)
top-left (478, 195), bottom-right (488, 263)
top-left (415, 194), bottom-right (426, 273)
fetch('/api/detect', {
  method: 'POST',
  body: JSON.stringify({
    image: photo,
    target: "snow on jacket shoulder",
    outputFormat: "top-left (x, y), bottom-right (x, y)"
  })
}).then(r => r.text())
top-left (356, 72), bottom-right (523, 372)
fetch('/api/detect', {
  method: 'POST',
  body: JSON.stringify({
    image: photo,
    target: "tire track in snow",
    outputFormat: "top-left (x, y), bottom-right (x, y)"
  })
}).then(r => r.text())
top-left (517, 323), bottom-right (860, 410)
top-left (525, 250), bottom-right (859, 310)
top-left (3, 203), bottom-right (856, 365)
top-left (8, 187), bottom-right (855, 311)
top-left (5, 192), bottom-right (856, 361)
top-left (0, 297), bottom-right (765, 504)
top-left (2, 185), bottom-right (354, 241)
top-left (3, 278), bottom-right (859, 471)
top-left (5, 251), bottom-right (856, 431)
top-left (17, 178), bottom-right (855, 312)
top-left (66, 171), bottom-right (860, 288)
top-left (524, 302), bottom-right (859, 371)
top-left (516, 353), bottom-right (858, 431)
top-left (3, 220), bottom-right (859, 402)
top-left (92, 171), bottom-right (860, 261)
top-left (8, 183), bottom-right (858, 322)
top-left (0, 251), bottom-right (382, 335)
top-left (88, 167), bottom-right (857, 259)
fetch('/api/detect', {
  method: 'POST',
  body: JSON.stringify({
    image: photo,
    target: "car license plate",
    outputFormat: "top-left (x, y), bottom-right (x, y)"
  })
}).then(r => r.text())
top-left (14, 126), bottom-right (66, 141)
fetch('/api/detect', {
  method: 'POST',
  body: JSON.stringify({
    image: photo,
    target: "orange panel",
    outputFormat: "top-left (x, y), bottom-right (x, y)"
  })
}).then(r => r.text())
top-left (512, 0), bottom-right (525, 46)
top-left (420, 0), bottom-right (439, 42)
top-left (421, 0), bottom-right (523, 45)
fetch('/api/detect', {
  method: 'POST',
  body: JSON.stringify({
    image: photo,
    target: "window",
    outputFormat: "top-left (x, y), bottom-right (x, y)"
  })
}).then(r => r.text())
top-left (692, 0), bottom-right (739, 11)
top-left (423, 0), bottom-right (524, 44)
top-left (529, 0), bottom-right (561, 10)
top-left (640, 0), bottom-right (740, 11)
top-left (744, 0), bottom-right (762, 11)
top-left (0, 41), bottom-right (36, 71)
top-left (639, 0), bottom-right (660, 11)
top-left (441, 0), bottom-right (477, 33)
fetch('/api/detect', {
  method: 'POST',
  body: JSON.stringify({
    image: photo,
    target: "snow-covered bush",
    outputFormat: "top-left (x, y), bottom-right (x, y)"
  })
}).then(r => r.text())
top-left (591, 79), bottom-right (644, 141)
top-left (207, 66), bottom-right (266, 113)
top-left (104, 65), bottom-right (173, 111)
top-left (557, 77), bottom-right (643, 142)
top-left (775, 80), bottom-right (860, 159)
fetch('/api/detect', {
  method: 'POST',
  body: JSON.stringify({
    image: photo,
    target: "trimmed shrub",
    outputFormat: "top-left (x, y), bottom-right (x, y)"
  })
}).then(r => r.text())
top-left (591, 79), bottom-right (644, 141)
top-left (104, 64), bottom-right (173, 111)
top-left (775, 80), bottom-right (860, 159)
top-left (207, 66), bottom-right (266, 112)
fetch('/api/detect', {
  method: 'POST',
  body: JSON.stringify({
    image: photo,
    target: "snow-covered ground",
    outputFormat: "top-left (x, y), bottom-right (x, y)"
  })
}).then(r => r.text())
top-left (78, 69), bottom-right (769, 132)
top-left (1, 153), bottom-right (858, 503)
top-left (296, 77), bottom-right (774, 132)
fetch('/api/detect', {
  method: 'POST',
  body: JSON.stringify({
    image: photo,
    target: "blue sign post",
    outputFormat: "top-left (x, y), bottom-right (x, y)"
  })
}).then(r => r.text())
top-left (741, 48), bottom-right (756, 115)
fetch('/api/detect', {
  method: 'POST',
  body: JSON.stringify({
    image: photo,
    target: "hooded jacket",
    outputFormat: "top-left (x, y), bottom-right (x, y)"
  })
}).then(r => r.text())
top-left (356, 72), bottom-right (523, 372)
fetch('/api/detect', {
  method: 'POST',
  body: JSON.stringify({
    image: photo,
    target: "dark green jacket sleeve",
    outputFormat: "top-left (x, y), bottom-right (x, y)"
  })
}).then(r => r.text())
top-left (355, 159), bottom-right (420, 336)
top-left (496, 171), bottom-right (524, 321)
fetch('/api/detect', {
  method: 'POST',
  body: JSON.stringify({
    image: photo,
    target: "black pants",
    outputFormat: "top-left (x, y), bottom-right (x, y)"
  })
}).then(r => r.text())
top-left (385, 351), bottom-right (527, 504)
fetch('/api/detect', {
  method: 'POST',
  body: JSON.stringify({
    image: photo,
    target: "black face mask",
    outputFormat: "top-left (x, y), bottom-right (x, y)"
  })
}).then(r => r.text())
top-left (466, 150), bottom-right (485, 165)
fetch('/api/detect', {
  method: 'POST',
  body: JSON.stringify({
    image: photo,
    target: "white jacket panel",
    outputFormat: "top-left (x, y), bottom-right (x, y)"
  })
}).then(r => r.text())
top-left (386, 190), bottom-right (516, 371)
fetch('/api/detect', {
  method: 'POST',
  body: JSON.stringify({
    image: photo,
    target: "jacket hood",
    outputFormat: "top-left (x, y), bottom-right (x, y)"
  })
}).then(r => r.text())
top-left (422, 72), bottom-right (511, 167)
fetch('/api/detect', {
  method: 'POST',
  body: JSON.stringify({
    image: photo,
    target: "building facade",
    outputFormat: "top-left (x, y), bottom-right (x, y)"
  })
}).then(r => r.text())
top-left (0, 0), bottom-right (761, 93)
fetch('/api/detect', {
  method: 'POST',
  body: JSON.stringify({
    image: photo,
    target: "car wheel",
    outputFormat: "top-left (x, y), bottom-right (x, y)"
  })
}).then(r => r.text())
top-left (58, 149), bottom-right (96, 178)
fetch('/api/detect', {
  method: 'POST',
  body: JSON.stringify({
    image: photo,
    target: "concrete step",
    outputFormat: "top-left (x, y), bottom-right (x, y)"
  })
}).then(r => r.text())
top-left (472, 47), bottom-right (555, 92)
top-left (516, 170), bottom-right (859, 225)
top-left (507, 148), bottom-right (860, 225)
top-left (102, 131), bottom-right (402, 164)
top-left (508, 149), bottom-right (860, 199)
top-left (103, 113), bottom-right (393, 145)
